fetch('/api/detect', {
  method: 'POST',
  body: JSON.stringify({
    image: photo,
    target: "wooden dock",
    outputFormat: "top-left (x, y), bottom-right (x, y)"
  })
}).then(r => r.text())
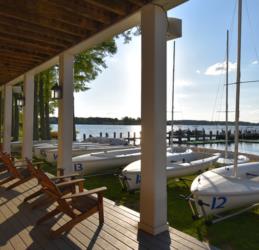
top-left (0, 171), bottom-right (216, 250)
top-left (83, 128), bottom-right (259, 146)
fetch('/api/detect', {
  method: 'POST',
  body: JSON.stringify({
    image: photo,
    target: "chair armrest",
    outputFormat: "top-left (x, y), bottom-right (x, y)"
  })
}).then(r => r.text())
top-left (56, 178), bottom-right (85, 188)
top-left (14, 163), bottom-right (28, 168)
top-left (14, 159), bottom-right (26, 163)
top-left (61, 187), bottom-right (107, 199)
top-left (32, 161), bottom-right (45, 165)
top-left (51, 173), bottom-right (79, 180)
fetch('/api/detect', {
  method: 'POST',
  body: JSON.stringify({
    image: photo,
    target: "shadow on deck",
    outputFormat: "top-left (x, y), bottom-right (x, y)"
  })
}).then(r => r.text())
top-left (0, 170), bottom-right (215, 250)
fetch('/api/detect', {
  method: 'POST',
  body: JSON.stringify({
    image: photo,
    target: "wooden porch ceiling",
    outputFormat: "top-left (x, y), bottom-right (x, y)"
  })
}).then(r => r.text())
top-left (0, 0), bottom-right (154, 85)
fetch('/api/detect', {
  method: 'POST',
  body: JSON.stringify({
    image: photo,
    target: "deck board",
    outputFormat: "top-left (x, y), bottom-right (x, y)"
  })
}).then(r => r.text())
top-left (0, 171), bottom-right (215, 250)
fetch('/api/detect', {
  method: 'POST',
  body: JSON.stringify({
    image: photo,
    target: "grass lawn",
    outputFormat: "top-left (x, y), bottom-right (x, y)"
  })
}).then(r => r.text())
top-left (41, 161), bottom-right (259, 250)
top-left (84, 173), bottom-right (259, 250)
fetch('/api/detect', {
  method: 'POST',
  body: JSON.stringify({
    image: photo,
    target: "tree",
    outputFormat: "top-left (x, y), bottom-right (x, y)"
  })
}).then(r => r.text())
top-left (34, 28), bottom-right (138, 140)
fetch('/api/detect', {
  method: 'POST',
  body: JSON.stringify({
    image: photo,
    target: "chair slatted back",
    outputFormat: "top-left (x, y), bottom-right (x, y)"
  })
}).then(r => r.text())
top-left (25, 158), bottom-right (38, 178)
top-left (0, 153), bottom-right (21, 178)
top-left (35, 167), bottom-right (76, 217)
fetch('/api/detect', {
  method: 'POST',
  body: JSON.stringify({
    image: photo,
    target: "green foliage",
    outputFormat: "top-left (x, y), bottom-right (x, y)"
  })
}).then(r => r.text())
top-left (32, 28), bottom-right (138, 138)
top-left (49, 116), bottom-right (141, 125)
top-left (73, 40), bottom-right (117, 92)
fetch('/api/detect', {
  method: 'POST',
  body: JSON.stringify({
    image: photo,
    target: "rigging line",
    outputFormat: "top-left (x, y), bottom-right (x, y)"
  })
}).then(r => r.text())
top-left (210, 79), bottom-right (222, 122)
top-left (217, 82), bottom-right (225, 122)
top-left (244, 0), bottom-right (259, 63)
top-left (228, 80), bottom-right (259, 85)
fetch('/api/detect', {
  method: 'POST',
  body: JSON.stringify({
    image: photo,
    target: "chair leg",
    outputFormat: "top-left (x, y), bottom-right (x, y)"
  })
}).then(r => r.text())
top-left (24, 189), bottom-right (43, 202)
top-left (98, 194), bottom-right (104, 224)
top-left (36, 207), bottom-right (61, 225)
top-left (6, 177), bottom-right (32, 190)
top-left (0, 176), bottom-right (15, 186)
top-left (51, 208), bottom-right (97, 238)
top-left (50, 214), bottom-right (84, 238)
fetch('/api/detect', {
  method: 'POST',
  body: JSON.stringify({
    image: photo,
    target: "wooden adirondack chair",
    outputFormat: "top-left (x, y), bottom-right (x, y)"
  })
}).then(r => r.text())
top-left (35, 167), bottom-right (107, 238)
top-left (24, 159), bottom-right (84, 208)
top-left (0, 152), bottom-right (8, 173)
top-left (0, 152), bottom-right (34, 190)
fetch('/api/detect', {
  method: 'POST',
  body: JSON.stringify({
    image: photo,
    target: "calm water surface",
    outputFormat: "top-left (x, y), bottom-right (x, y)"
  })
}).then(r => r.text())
top-left (51, 124), bottom-right (259, 155)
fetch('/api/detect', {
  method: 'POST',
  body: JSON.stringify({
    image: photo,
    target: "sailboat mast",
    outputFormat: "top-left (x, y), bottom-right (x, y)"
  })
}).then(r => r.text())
top-left (171, 41), bottom-right (176, 150)
top-left (233, 0), bottom-right (242, 176)
top-left (225, 30), bottom-right (229, 160)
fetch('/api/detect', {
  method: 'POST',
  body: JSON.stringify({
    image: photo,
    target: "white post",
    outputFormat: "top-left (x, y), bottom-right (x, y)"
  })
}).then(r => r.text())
top-left (139, 4), bottom-right (168, 235)
top-left (57, 53), bottom-right (74, 175)
top-left (3, 85), bottom-right (13, 153)
top-left (22, 73), bottom-right (34, 159)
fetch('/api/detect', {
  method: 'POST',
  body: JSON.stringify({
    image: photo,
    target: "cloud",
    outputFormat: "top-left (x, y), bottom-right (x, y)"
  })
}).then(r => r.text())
top-left (252, 60), bottom-right (259, 65)
top-left (176, 80), bottom-right (193, 87)
top-left (196, 70), bottom-right (201, 74)
top-left (205, 61), bottom-right (236, 76)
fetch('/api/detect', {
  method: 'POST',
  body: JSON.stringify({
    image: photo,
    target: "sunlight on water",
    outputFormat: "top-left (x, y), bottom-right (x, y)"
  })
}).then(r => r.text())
top-left (51, 124), bottom-right (259, 155)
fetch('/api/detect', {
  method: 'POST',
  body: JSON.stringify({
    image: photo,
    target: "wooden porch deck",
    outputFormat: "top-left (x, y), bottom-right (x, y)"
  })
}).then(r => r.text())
top-left (0, 171), bottom-right (215, 250)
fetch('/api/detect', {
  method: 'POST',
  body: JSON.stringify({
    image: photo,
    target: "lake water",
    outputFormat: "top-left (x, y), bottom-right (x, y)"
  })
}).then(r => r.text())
top-left (51, 124), bottom-right (259, 155)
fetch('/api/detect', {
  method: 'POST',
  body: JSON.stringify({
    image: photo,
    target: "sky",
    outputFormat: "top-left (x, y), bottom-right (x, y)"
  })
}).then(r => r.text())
top-left (74, 0), bottom-right (259, 123)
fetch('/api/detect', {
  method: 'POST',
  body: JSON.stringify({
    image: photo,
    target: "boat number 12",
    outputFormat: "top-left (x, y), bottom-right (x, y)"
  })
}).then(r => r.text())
top-left (211, 196), bottom-right (227, 209)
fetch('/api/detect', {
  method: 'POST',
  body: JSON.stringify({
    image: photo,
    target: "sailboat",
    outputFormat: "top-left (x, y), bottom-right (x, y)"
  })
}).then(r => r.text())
top-left (119, 42), bottom-right (220, 191)
top-left (217, 30), bottom-right (249, 165)
top-left (190, 0), bottom-right (259, 223)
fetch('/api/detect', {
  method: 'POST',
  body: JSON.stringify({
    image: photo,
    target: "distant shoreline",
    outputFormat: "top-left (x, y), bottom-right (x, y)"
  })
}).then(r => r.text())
top-left (49, 117), bottom-right (259, 126)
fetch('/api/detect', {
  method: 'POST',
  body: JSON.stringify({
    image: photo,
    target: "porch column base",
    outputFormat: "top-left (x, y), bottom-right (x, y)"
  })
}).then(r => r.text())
top-left (138, 221), bottom-right (169, 235)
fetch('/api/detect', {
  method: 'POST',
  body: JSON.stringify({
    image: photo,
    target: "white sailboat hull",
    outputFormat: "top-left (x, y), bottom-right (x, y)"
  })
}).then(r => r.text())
top-left (120, 152), bottom-right (220, 191)
top-left (217, 154), bottom-right (249, 164)
top-left (45, 145), bottom-right (134, 163)
top-left (191, 162), bottom-right (259, 216)
top-left (72, 148), bottom-right (141, 175)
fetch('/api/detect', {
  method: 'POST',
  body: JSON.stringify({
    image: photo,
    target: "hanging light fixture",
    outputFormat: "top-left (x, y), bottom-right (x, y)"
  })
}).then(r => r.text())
top-left (51, 82), bottom-right (63, 100)
top-left (16, 94), bottom-right (25, 107)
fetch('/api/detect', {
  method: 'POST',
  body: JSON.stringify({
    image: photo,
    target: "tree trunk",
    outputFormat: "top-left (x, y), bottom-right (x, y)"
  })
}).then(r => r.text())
top-left (33, 76), bottom-right (39, 140)
top-left (44, 72), bottom-right (51, 140)
top-left (12, 93), bottom-right (19, 141)
top-left (39, 74), bottom-right (46, 139)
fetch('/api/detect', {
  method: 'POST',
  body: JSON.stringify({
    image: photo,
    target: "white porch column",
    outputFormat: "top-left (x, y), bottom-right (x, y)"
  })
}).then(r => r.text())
top-left (57, 53), bottom-right (74, 175)
top-left (139, 4), bottom-right (168, 235)
top-left (3, 85), bottom-right (13, 153)
top-left (22, 73), bottom-right (34, 159)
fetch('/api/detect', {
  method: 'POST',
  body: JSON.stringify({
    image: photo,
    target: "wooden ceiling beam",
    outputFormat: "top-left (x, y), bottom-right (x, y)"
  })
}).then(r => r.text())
top-left (0, 65), bottom-right (33, 73)
top-left (0, 23), bottom-right (72, 48)
top-left (0, 15), bottom-right (80, 43)
top-left (0, 32), bottom-right (67, 53)
top-left (83, 0), bottom-right (129, 16)
top-left (0, 3), bottom-right (91, 37)
top-left (45, 0), bottom-right (113, 25)
top-left (0, 59), bottom-right (33, 67)
top-left (0, 69), bottom-right (29, 75)
top-left (0, 53), bottom-right (42, 63)
top-left (0, 38), bottom-right (59, 57)
top-left (126, 0), bottom-right (148, 7)
top-left (0, 56), bottom-right (40, 66)
top-left (0, 49), bottom-right (45, 61)
top-left (24, 1), bottom-right (100, 31)
top-left (0, 75), bottom-right (19, 82)
top-left (0, 61), bottom-right (37, 70)
top-left (0, 45), bottom-right (51, 58)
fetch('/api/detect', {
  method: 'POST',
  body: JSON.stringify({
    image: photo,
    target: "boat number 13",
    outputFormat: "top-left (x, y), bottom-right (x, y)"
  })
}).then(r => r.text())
top-left (211, 196), bottom-right (227, 209)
